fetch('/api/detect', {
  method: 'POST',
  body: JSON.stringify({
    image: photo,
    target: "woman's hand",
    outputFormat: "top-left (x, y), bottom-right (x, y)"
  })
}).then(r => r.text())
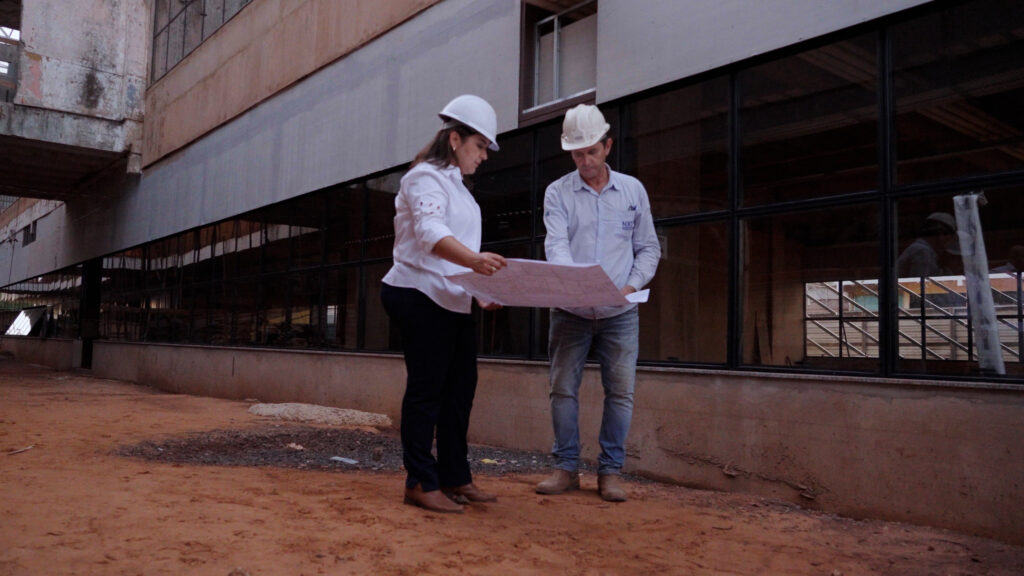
top-left (476, 298), bottom-right (502, 311)
top-left (469, 251), bottom-right (507, 276)
top-left (432, 237), bottom-right (506, 276)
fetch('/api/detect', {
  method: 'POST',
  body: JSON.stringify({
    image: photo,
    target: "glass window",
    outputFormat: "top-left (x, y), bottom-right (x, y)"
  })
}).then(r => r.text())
top-left (151, 0), bottom-right (254, 82)
top-left (895, 186), bottom-right (1024, 377)
top-left (146, 236), bottom-right (180, 291)
top-left (323, 266), bottom-right (360, 350)
top-left (742, 203), bottom-right (881, 371)
top-left (740, 33), bottom-right (879, 205)
top-left (363, 171), bottom-right (403, 261)
top-left (363, 261), bottom-right (395, 351)
top-left (257, 204), bottom-right (293, 274)
top-left (326, 184), bottom-right (365, 264)
top-left (290, 194), bottom-right (325, 270)
top-left (231, 279), bottom-right (259, 345)
top-left (286, 270), bottom-right (324, 348)
top-left (222, 217), bottom-right (263, 280)
top-left (475, 244), bottom-right (532, 357)
top-left (476, 132), bottom-right (534, 243)
top-left (536, 121), bottom-right (583, 234)
top-left (523, 1), bottom-right (598, 112)
top-left (623, 77), bottom-right (730, 217)
top-left (204, 281), bottom-right (231, 345)
top-left (893, 0), bottom-right (1024, 184)
top-left (640, 221), bottom-right (729, 364)
top-left (258, 274), bottom-right (289, 346)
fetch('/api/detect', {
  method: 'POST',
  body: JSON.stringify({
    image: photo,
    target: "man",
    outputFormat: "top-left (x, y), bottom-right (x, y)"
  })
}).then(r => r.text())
top-left (896, 212), bottom-right (960, 278)
top-left (537, 104), bottom-right (661, 502)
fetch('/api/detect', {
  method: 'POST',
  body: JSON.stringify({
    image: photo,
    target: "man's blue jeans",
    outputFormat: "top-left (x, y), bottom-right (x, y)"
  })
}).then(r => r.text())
top-left (548, 307), bottom-right (639, 475)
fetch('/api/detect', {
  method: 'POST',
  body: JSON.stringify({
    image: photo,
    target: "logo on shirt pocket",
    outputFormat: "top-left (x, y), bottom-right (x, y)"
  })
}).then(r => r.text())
top-left (621, 220), bottom-right (635, 231)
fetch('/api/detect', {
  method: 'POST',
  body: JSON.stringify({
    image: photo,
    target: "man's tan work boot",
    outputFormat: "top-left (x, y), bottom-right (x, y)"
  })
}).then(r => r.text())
top-left (598, 474), bottom-right (628, 502)
top-left (535, 469), bottom-right (580, 495)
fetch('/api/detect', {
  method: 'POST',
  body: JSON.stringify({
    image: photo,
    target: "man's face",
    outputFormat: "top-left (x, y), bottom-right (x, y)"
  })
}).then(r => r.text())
top-left (570, 139), bottom-right (612, 182)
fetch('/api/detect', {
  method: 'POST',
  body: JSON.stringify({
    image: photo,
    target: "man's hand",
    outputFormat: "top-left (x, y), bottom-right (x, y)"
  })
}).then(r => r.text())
top-left (621, 285), bottom-right (637, 296)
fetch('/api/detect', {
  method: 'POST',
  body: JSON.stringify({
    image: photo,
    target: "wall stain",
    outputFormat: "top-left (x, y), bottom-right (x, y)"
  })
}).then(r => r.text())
top-left (81, 70), bottom-right (103, 110)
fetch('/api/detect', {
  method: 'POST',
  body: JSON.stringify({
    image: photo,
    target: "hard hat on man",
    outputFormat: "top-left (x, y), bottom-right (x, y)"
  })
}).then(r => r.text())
top-left (439, 94), bottom-right (499, 151)
top-left (560, 104), bottom-right (611, 151)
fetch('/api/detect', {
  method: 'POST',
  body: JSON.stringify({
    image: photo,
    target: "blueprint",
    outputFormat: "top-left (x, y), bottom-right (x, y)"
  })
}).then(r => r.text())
top-left (446, 258), bottom-right (648, 308)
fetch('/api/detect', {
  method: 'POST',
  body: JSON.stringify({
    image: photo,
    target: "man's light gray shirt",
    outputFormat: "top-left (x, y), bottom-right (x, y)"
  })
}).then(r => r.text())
top-left (543, 167), bottom-right (661, 319)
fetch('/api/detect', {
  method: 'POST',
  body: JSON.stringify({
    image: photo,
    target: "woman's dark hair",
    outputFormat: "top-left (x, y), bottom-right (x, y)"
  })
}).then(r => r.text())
top-left (413, 123), bottom-right (479, 168)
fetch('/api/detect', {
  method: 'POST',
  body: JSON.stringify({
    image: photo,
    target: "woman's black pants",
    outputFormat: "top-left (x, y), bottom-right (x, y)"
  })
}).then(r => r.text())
top-left (381, 283), bottom-right (477, 491)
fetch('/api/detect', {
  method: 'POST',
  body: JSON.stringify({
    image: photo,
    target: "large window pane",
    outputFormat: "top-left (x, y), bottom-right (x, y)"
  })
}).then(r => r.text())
top-left (623, 77), bottom-right (729, 217)
top-left (740, 33), bottom-right (878, 205)
top-left (640, 221), bottom-right (728, 364)
top-left (475, 244), bottom-right (532, 357)
top-left (895, 187), bottom-right (1024, 377)
top-left (323, 266), bottom-right (360, 350)
top-left (363, 261), bottom-right (395, 351)
top-left (742, 203), bottom-right (881, 371)
top-left (146, 236), bottom-right (180, 291)
top-left (476, 132), bottom-right (533, 243)
top-left (224, 217), bottom-right (264, 280)
top-left (290, 194), bottom-right (325, 270)
top-left (258, 204), bottom-right (292, 274)
top-left (364, 171), bottom-right (402, 260)
top-left (287, 270), bottom-right (324, 348)
top-left (536, 121), bottom-right (580, 234)
top-left (893, 0), bottom-right (1024, 184)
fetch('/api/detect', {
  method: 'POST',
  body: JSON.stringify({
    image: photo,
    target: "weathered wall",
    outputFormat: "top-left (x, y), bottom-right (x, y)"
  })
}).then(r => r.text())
top-left (75, 340), bottom-right (1024, 545)
top-left (0, 0), bottom-right (521, 283)
top-left (143, 0), bottom-right (442, 167)
top-left (13, 0), bottom-right (148, 158)
top-left (0, 336), bottom-right (77, 369)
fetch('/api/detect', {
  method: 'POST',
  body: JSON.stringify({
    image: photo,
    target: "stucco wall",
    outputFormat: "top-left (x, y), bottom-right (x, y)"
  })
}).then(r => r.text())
top-left (80, 340), bottom-right (1024, 544)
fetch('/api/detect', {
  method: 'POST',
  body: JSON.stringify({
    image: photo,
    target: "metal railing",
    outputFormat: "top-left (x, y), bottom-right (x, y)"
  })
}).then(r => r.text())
top-left (805, 275), bottom-right (1023, 364)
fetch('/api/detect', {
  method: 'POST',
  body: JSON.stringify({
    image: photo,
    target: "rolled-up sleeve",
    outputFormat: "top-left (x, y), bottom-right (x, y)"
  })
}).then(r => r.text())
top-left (627, 186), bottom-right (661, 290)
top-left (543, 183), bottom-right (574, 265)
top-left (406, 171), bottom-right (454, 252)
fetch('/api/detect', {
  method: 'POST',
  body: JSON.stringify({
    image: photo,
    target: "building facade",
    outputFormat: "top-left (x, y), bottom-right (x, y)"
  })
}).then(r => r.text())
top-left (1, 0), bottom-right (1023, 542)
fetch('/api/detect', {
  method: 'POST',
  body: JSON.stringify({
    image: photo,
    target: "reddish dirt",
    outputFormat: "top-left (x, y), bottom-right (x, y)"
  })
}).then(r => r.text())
top-left (1, 356), bottom-right (1022, 576)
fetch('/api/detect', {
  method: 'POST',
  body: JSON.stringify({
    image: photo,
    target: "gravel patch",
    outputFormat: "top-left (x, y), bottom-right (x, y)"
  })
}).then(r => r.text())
top-left (117, 424), bottom-right (648, 481)
top-left (118, 425), bottom-right (555, 476)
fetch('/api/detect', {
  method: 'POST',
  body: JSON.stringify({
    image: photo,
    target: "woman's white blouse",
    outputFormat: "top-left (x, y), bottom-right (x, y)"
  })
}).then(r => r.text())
top-left (382, 162), bottom-right (481, 314)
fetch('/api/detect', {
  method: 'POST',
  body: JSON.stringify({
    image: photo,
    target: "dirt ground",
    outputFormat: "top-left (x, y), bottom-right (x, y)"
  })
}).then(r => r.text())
top-left (2, 356), bottom-right (1023, 576)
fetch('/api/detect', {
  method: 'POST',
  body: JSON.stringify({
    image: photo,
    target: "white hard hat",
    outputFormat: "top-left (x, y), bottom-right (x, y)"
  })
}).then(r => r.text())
top-left (926, 212), bottom-right (956, 231)
top-left (439, 94), bottom-right (499, 151)
top-left (561, 103), bottom-right (610, 151)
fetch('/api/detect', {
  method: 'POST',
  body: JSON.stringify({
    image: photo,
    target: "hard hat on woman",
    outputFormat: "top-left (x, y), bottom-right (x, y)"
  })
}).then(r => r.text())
top-left (439, 94), bottom-right (500, 151)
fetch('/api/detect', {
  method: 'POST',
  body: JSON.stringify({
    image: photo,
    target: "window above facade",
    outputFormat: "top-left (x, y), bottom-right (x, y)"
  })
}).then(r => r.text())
top-left (521, 0), bottom-right (597, 121)
top-left (151, 0), bottom-right (253, 83)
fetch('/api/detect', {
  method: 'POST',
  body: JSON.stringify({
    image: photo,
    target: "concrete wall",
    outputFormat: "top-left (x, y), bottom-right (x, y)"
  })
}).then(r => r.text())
top-left (0, 336), bottom-right (78, 369)
top-left (143, 0), bottom-right (442, 166)
top-left (11, 0), bottom-right (148, 160)
top-left (596, 0), bottom-right (933, 104)
top-left (77, 340), bottom-right (1024, 544)
top-left (0, 0), bottom-right (522, 283)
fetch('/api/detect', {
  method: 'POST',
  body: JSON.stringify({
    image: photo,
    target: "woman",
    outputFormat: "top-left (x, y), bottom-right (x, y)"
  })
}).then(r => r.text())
top-left (380, 94), bottom-right (507, 514)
